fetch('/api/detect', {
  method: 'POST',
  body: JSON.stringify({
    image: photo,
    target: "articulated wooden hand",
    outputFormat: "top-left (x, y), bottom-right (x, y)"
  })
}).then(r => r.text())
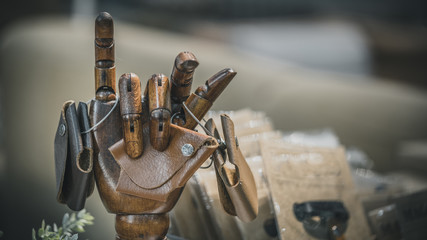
top-left (90, 12), bottom-right (236, 240)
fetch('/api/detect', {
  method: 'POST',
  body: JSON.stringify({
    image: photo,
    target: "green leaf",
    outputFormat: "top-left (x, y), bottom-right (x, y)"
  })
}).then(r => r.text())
top-left (77, 209), bottom-right (86, 219)
top-left (58, 227), bottom-right (63, 236)
top-left (38, 227), bottom-right (44, 237)
top-left (83, 214), bottom-right (94, 221)
top-left (34, 209), bottom-right (92, 240)
top-left (70, 213), bottom-right (76, 223)
top-left (77, 219), bottom-right (91, 225)
top-left (62, 213), bottom-right (70, 227)
top-left (73, 225), bottom-right (85, 233)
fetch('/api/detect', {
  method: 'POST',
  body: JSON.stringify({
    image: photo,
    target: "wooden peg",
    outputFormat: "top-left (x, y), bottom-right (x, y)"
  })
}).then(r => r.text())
top-left (95, 12), bottom-right (116, 101)
top-left (178, 68), bottom-right (236, 130)
top-left (119, 73), bottom-right (143, 158)
top-left (147, 74), bottom-right (171, 152)
top-left (115, 214), bottom-right (169, 240)
top-left (170, 52), bottom-right (199, 113)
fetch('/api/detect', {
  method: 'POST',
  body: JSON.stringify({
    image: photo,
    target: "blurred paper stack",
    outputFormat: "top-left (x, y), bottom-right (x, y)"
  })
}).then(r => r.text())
top-left (169, 109), bottom-right (427, 240)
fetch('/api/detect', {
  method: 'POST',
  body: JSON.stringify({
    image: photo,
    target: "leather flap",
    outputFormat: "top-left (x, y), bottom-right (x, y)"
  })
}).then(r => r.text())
top-left (54, 100), bottom-right (74, 203)
top-left (55, 101), bottom-right (95, 210)
top-left (213, 154), bottom-right (238, 216)
top-left (221, 114), bottom-right (258, 222)
top-left (77, 102), bottom-right (95, 197)
top-left (110, 123), bottom-right (216, 190)
top-left (217, 149), bottom-right (259, 222)
top-left (205, 118), bottom-right (237, 215)
top-left (207, 115), bottom-right (259, 222)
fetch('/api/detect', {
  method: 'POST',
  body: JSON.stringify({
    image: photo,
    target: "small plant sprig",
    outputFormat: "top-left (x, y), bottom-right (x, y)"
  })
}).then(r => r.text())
top-left (32, 209), bottom-right (94, 240)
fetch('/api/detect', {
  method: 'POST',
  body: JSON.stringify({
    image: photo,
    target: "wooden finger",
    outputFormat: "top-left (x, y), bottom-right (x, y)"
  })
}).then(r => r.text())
top-left (177, 68), bottom-right (236, 130)
top-left (119, 73), bottom-right (143, 158)
top-left (170, 52), bottom-right (199, 113)
top-left (148, 74), bottom-right (171, 151)
top-left (95, 12), bottom-right (116, 101)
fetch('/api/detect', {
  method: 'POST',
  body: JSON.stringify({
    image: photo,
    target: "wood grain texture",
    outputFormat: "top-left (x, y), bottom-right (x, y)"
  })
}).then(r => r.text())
top-left (147, 74), bottom-right (171, 151)
top-left (88, 12), bottom-right (238, 239)
top-left (194, 68), bottom-right (236, 102)
top-left (95, 12), bottom-right (116, 101)
top-left (90, 13), bottom-right (185, 240)
top-left (119, 73), bottom-right (143, 158)
top-left (179, 93), bottom-right (212, 130)
top-left (177, 68), bottom-right (236, 130)
top-left (94, 67), bottom-right (116, 101)
top-left (115, 214), bottom-right (169, 240)
top-left (110, 124), bottom-right (218, 202)
top-left (89, 99), bottom-right (183, 215)
top-left (170, 51), bottom-right (199, 109)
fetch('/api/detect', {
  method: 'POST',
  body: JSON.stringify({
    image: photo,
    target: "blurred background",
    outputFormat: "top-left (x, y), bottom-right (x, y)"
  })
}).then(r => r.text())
top-left (1, 0), bottom-right (427, 239)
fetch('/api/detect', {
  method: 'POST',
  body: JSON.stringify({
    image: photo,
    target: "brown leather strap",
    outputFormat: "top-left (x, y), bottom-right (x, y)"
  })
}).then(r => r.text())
top-left (54, 101), bottom-right (73, 203)
top-left (54, 101), bottom-right (95, 210)
top-left (206, 115), bottom-right (259, 222)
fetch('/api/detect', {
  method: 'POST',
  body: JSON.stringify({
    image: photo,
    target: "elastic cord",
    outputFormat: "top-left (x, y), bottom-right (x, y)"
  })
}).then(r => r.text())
top-left (81, 97), bottom-right (120, 134)
top-left (181, 102), bottom-right (214, 137)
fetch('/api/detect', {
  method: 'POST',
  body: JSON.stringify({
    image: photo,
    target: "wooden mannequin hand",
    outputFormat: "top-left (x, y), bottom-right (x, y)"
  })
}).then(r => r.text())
top-left (89, 12), bottom-right (237, 240)
top-left (94, 12), bottom-right (235, 159)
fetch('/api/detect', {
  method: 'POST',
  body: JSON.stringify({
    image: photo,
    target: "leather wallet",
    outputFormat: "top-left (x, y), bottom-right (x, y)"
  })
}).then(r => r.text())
top-left (206, 114), bottom-right (258, 222)
top-left (109, 124), bottom-right (218, 202)
top-left (54, 101), bottom-right (94, 211)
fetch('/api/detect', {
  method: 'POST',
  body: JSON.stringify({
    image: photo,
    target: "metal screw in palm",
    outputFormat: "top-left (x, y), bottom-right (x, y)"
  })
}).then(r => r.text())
top-left (85, 12), bottom-right (254, 240)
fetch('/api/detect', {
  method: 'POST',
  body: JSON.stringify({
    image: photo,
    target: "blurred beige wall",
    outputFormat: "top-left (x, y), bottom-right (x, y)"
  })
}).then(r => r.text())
top-left (1, 16), bottom-right (427, 239)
